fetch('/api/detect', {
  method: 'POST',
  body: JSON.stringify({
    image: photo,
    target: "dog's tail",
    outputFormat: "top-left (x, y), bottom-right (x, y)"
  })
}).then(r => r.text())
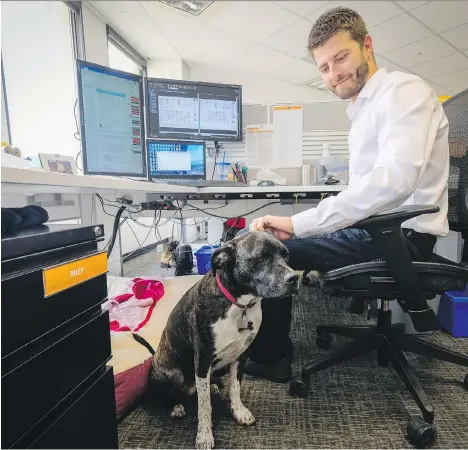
top-left (132, 333), bottom-right (155, 356)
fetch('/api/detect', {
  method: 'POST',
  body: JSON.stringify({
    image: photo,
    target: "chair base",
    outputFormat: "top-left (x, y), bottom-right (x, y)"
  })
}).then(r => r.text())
top-left (289, 308), bottom-right (468, 448)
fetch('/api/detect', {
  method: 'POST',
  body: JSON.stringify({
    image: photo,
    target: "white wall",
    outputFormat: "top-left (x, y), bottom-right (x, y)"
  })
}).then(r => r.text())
top-left (147, 58), bottom-right (190, 79)
top-left (1, 1), bottom-right (79, 158)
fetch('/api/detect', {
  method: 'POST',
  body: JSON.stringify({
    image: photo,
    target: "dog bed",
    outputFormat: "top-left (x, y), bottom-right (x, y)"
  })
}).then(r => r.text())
top-left (106, 274), bottom-right (202, 419)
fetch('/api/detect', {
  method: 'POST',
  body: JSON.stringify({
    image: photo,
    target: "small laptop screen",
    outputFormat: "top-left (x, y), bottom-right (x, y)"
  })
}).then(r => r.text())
top-left (147, 140), bottom-right (206, 179)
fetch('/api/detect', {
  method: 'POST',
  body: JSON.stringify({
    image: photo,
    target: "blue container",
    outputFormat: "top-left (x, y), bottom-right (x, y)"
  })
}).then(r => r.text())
top-left (194, 245), bottom-right (219, 275)
top-left (437, 286), bottom-right (468, 337)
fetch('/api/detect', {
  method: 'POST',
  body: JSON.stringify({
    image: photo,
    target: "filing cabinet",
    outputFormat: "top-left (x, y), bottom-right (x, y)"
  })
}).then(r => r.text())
top-left (1, 224), bottom-right (118, 449)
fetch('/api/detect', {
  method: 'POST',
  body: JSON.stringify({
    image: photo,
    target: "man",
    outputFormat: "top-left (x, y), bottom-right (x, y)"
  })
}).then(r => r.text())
top-left (245, 6), bottom-right (449, 383)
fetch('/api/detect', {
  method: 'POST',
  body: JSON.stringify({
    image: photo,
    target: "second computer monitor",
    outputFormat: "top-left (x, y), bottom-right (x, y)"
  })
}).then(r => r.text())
top-left (146, 78), bottom-right (242, 142)
top-left (147, 139), bottom-right (206, 180)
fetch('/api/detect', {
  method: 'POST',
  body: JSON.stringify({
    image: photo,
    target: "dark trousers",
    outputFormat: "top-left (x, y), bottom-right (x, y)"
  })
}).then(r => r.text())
top-left (247, 228), bottom-right (437, 363)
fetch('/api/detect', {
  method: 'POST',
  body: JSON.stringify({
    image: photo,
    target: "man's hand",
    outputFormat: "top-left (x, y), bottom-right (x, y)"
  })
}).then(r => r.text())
top-left (249, 215), bottom-right (294, 241)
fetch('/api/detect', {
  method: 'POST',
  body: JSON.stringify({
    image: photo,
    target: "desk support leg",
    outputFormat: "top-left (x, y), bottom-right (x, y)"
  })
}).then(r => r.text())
top-left (118, 226), bottom-right (124, 277)
top-left (180, 218), bottom-right (187, 245)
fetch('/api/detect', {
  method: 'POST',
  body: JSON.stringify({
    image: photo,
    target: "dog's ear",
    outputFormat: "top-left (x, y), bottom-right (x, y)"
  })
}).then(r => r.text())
top-left (211, 243), bottom-right (235, 274)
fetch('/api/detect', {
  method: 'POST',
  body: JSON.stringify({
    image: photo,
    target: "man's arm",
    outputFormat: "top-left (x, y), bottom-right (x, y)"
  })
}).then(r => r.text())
top-left (291, 78), bottom-right (442, 237)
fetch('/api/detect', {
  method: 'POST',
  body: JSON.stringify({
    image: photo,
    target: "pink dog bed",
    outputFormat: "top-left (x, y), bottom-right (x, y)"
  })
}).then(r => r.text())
top-left (106, 275), bottom-right (201, 419)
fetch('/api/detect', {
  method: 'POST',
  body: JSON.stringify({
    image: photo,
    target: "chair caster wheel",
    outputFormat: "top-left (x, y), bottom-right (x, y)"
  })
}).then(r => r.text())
top-left (407, 416), bottom-right (437, 448)
top-left (316, 332), bottom-right (333, 350)
top-left (464, 373), bottom-right (468, 389)
top-left (289, 375), bottom-right (309, 398)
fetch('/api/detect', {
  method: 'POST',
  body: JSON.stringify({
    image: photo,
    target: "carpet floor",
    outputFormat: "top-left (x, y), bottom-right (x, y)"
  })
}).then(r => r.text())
top-left (117, 285), bottom-right (468, 449)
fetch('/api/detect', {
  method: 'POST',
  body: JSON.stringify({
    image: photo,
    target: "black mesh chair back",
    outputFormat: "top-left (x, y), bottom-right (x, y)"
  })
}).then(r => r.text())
top-left (443, 89), bottom-right (468, 232)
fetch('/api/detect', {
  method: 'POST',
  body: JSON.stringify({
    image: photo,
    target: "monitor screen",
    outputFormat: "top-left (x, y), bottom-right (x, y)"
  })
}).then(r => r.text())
top-left (76, 60), bottom-right (146, 177)
top-left (146, 78), bottom-right (242, 142)
top-left (147, 139), bottom-right (206, 179)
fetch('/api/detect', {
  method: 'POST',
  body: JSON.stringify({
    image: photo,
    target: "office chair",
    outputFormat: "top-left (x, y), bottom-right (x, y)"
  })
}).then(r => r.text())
top-left (290, 88), bottom-right (468, 449)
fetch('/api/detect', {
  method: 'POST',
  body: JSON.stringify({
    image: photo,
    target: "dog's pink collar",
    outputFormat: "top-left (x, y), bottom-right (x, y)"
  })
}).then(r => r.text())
top-left (215, 273), bottom-right (240, 307)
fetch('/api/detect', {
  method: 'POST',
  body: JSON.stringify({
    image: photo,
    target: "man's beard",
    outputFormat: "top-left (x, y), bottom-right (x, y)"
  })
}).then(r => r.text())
top-left (333, 57), bottom-right (369, 100)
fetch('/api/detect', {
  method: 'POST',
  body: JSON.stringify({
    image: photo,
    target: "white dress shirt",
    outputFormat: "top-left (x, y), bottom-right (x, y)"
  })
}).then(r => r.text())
top-left (291, 68), bottom-right (450, 238)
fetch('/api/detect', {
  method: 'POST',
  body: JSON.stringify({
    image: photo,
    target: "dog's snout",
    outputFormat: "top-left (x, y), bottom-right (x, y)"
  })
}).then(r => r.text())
top-left (285, 272), bottom-right (299, 285)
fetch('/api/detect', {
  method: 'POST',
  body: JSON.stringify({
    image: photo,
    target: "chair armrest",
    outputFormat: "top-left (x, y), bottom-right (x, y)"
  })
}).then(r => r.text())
top-left (352, 205), bottom-right (440, 230)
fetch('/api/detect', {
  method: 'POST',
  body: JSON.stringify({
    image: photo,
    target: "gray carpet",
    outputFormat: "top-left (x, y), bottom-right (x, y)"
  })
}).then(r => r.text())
top-left (117, 285), bottom-right (468, 449)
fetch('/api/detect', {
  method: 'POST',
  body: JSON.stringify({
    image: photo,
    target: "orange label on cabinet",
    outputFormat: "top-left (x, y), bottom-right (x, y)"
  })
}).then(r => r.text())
top-left (43, 252), bottom-right (108, 297)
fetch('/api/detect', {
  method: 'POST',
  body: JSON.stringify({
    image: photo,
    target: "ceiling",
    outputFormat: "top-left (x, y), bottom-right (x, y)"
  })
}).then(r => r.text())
top-left (89, 0), bottom-right (468, 104)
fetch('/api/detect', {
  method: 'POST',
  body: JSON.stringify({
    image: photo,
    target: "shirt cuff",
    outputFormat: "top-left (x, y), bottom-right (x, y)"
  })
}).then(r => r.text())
top-left (291, 208), bottom-right (318, 237)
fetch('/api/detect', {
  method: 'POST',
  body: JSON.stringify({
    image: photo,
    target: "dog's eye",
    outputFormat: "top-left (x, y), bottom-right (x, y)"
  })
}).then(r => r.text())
top-left (251, 252), bottom-right (269, 263)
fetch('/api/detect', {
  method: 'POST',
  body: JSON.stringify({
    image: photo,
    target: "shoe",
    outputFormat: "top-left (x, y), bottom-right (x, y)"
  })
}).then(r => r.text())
top-left (301, 270), bottom-right (322, 287)
top-left (243, 356), bottom-right (292, 383)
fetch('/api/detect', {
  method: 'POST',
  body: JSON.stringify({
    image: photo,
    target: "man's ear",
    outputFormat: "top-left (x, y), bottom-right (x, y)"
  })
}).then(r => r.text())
top-left (363, 35), bottom-right (373, 56)
top-left (211, 244), bottom-right (235, 274)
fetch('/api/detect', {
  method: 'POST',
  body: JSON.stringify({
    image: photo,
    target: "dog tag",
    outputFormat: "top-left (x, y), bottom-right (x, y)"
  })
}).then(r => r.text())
top-left (237, 310), bottom-right (253, 331)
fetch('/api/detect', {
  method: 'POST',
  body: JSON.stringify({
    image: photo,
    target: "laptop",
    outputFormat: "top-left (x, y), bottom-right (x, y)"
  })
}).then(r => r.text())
top-left (146, 139), bottom-right (241, 187)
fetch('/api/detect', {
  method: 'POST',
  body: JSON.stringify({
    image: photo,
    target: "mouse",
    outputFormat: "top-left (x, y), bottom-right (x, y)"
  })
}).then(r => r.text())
top-left (257, 180), bottom-right (276, 186)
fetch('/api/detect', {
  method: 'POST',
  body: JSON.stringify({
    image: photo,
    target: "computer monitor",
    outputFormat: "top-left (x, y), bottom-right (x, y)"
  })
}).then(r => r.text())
top-left (146, 139), bottom-right (206, 180)
top-left (145, 78), bottom-right (242, 142)
top-left (76, 60), bottom-right (146, 177)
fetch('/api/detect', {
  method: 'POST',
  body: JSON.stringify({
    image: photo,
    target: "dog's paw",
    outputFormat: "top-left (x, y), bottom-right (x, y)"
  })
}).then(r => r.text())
top-left (196, 430), bottom-right (215, 449)
top-left (170, 404), bottom-right (186, 419)
top-left (232, 406), bottom-right (256, 426)
top-left (210, 383), bottom-right (220, 396)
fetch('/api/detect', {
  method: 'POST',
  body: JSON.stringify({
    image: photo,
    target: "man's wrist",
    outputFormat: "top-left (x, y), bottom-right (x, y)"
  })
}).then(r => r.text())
top-left (291, 209), bottom-right (318, 237)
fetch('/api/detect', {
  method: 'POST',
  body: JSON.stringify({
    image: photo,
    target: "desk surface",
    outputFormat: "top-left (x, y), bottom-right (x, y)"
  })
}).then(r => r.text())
top-left (1, 167), bottom-right (195, 194)
top-left (1, 167), bottom-right (345, 196)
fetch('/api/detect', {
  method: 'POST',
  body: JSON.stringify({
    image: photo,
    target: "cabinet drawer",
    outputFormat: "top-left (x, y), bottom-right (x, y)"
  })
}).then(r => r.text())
top-left (1, 240), bottom-right (98, 278)
top-left (1, 224), bottom-right (104, 261)
top-left (24, 367), bottom-right (117, 449)
top-left (2, 264), bottom-right (107, 357)
top-left (2, 311), bottom-right (112, 449)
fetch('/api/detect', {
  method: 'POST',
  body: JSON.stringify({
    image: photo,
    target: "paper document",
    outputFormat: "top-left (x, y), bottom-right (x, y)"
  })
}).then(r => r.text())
top-left (245, 125), bottom-right (274, 167)
top-left (272, 105), bottom-right (303, 168)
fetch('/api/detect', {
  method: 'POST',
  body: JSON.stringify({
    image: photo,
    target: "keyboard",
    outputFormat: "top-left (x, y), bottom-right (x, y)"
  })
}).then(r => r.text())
top-left (153, 179), bottom-right (243, 187)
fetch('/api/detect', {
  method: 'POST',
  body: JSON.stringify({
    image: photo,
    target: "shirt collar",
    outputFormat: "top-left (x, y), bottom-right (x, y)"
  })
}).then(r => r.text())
top-left (346, 68), bottom-right (388, 119)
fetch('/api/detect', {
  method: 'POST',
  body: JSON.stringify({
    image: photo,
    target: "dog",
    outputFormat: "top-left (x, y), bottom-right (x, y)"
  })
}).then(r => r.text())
top-left (148, 231), bottom-right (298, 449)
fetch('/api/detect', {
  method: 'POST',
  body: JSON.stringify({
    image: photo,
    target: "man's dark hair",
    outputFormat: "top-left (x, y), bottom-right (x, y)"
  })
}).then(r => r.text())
top-left (307, 7), bottom-right (368, 53)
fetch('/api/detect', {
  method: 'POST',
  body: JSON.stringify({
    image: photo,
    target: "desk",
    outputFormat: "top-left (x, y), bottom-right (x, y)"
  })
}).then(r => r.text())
top-left (1, 166), bottom-right (343, 198)
top-left (1, 166), bottom-right (345, 274)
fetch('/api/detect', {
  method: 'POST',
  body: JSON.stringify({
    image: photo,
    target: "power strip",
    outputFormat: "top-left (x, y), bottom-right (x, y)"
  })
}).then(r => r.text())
top-left (140, 200), bottom-right (180, 211)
